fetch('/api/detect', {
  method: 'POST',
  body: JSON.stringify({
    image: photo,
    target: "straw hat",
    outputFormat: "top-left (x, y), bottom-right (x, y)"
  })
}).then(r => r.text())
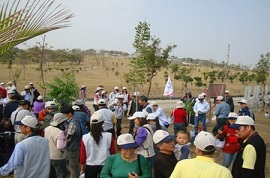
top-left (176, 101), bottom-right (185, 108)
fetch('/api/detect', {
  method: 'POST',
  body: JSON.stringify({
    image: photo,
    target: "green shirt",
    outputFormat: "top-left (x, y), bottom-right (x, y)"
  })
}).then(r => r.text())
top-left (100, 153), bottom-right (152, 178)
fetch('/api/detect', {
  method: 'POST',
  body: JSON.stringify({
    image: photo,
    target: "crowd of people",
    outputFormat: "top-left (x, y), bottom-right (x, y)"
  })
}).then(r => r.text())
top-left (0, 83), bottom-right (266, 178)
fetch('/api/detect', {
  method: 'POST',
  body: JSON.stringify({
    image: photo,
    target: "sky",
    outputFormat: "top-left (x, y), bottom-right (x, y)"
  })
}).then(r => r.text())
top-left (16, 0), bottom-right (270, 66)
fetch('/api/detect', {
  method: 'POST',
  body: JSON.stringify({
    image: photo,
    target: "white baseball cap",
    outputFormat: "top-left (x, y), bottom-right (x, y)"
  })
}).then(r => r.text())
top-left (72, 105), bottom-right (80, 111)
top-left (132, 92), bottom-right (140, 97)
top-left (228, 112), bottom-right (238, 119)
top-left (98, 99), bottom-right (106, 105)
top-left (146, 113), bottom-right (157, 120)
top-left (194, 131), bottom-right (216, 152)
top-left (198, 94), bottom-right (204, 99)
top-left (153, 130), bottom-right (174, 144)
top-left (216, 96), bottom-right (224, 101)
top-left (90, 112), bottom-right (104, 124)
top-left (114, 86), bottom-right (119, 90)
top-left (15, 115), bottom-right (37, 128)
top-left (230, 116), bottom-right (254, 128)
top-left (128, 112), bottom-right (146, 120)
top-left (50, 113), bottom-right (68, 126)
top-left (225, 90), bottom-right (230, 93)
top-left (238, 99), bottom-right (248, 104)
top-left (117, 133), bottom-right (137, 149)
top-left (151, 101), bottom-right (158, 106)
top-left (37, 96), bottom-right (43, 100)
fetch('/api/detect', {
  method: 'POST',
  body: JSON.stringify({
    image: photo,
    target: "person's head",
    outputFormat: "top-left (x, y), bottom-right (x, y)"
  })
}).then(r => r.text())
top-left (50, 113), bottom-right (68, 128)
top-left (37, 95), bottom-right (43, 102)
top-left (224, 90), bottom-right (230, 96)
top-left (113, 86), bottom-right (119, 93)
top-left (45, 101), bottom-right (57, 113)
top-left (7, 81), bottom-right (12, 86)
top-left (132, 92), bottom-right (140, 100)
top-left (122, 87), bottom-right (127, 94)
top-left (117, 95), bottom-right (124, 103)
top-left (61, 107), bottom-right (74, 119)
top-left (176, 101), bottom-right (185, 109)
top-left (72, 105), bottom-right (81, 112)
top-left (194, 131), bottom-right (216, 156)
top-left (230, 116), bottom-right (255, 140)
top-left (146, 113), bottom-right (157, 125)
top-left (151, 101), bottom-right (158, 111)
top-left (185, 91), bottom-right (192, 98)
top-left (117, 133), bottom-right (137, 158)
top-left (215, 96), bottom-right (224, 104)
top-left (15, 115), bottom-right (38, 135)
top-left (7, 90), bottom-right (15, 99)
top-left (138, 95), bottom-right (148, 106)
top-left (96, 86), bottom-right (103, 94)
top-left (81, 85), bottom-right (86, 90)
top-left (101, 90), bottom-right (108, 97)
top-left (90, 111), bottom-right (104, 145)
top-left (19, 100), bottom-right (30, 110)
top-left (197, 94), bottom-right (204, 103)
top-left (153, 130), bottom-right (175, 154)
top-left (24, 85), bottom-right (30, 93)
top-left (1, 82), bottom-right (5, 87)
top-left (227, 112), bottom-right (238, 125)
top-left (98, 99), bottom-right (107, 108)
top-left (29, 82), bottom-right (34, 88)
top-left (128, 111), bottom-right (147, 126)
top-left (238, 99), bottom-right (248, 109)
top-left (176, 130), bottom-right (190, 145)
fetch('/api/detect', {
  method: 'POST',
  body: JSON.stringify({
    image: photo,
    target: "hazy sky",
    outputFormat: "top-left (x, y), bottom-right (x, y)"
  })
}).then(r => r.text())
top-left (20, 0), bottom-right (270, 66)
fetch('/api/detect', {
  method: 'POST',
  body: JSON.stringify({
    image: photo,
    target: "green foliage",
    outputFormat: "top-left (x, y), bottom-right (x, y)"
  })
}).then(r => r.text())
top-left (125, 21), bottom-right (176, 96)
top-left (253, 53), bottom-right (270, 85)
top-left (0, 0), bottom-right (74, 55)
top-left (185, 100), bottom-right (195, 114)
top-left (194, 77), bottom-right (204, 89)
top-left (47, 72), bottom-right (79, 107)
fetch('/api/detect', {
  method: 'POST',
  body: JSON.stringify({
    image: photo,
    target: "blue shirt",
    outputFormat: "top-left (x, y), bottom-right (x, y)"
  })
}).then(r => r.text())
top-left (193, 100), bottom-right (210, 114)
top-left (215, 101), bottom-right (230, 119)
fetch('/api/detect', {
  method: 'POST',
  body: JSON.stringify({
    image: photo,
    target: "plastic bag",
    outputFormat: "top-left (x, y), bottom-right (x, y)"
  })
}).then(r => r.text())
top-left (216, 139), bottom-right (225, 148)
top-left (79, 173), bottom-right (85, 178)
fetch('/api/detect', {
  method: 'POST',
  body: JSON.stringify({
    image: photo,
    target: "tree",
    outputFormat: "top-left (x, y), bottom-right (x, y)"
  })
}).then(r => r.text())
top-left (47, 72), bottom-right (79, 107)
top-left (125, 21), bottom-right (176, 96)
top-left (0, 0), bottom-right (74, 54)
top-left (253, 53), bottom-right (270, 111)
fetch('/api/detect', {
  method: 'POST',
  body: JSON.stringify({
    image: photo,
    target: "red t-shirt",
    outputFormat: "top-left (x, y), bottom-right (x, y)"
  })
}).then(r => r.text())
top-left (171, 108), bottom-right (187, 123)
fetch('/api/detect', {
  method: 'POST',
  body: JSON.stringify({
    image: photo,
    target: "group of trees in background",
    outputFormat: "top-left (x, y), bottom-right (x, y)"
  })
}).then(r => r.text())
top-left (1, 0), bottom-right (270, 107)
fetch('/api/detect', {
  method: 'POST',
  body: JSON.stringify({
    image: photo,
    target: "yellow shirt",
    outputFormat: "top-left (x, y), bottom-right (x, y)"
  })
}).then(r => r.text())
top-left (170, 156), bottom-right (232, 178)
top-left (242, 144), bottom-right (256, 170)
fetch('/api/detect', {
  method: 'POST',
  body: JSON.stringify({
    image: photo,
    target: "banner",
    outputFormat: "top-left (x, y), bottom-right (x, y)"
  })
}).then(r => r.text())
top-left (163, 76), bottom-right (174, 96)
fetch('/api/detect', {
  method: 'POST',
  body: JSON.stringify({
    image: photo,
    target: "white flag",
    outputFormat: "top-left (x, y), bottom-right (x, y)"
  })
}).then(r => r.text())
top-left (163, 76), bottom-right (174, 96)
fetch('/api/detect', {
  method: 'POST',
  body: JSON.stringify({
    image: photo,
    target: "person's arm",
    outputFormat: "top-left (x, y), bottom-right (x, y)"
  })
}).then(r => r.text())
top-left (0, 143), bottom-right (25, 176)
top-left (109, 135), bottom-right (116, 154)
top-left (179, 145), bottom-right (190, 160)
top-left (135, 128), bottom-right (147, 146)
top-left (80, 140), bottom-right (86, 174)
top-left (139, 155), bottom-right (152, 178)
top-left (56, 132), bottom-right (66, 149)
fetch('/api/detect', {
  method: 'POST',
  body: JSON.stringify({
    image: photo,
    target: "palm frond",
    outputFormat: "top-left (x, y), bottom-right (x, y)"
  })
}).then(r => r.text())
top-left (0, 0), bottom-right (74, 54)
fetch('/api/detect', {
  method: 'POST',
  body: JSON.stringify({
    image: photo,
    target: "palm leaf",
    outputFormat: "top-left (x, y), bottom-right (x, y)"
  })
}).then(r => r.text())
top-left (0, 0), bottom-right (74, 54)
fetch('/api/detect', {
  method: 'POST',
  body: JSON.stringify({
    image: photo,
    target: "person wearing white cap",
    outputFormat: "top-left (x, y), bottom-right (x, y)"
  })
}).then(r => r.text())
top-left (127, 92), bottom-right (142, 134)
top-left (6, 82), bottom-right (13, 91)
top-left (43, 101), bottom-right (59, 128)
top-left (170, 101), bottom-right (188, 136)
top-left (79, 85), bottom-right (87, 103)
top-left (20, 85), bottom-right (34, 107)
top-left (80, 112), bottom-right (116, 178)
top-left (170, 131), bottom-right (233, 178)
top-left (146, 113), bottom-right (167, 132)
top-left (128, 112), bottom-right (155, 168)
top-left (93, 86), bottom-right (104, 111)
top-left (121, 87), bottom-right (130, 113)
top-left (216, 112), bottom-right (240, 168)
top-left (108, 86), bottom-right (120, 105)
top-left (230, 116), bottom-right (266, 178)
top-left (212, 96), bottom-right (230, 137)
top-left (153, 130), bottom-right (177, 178)
top-left (44, 113), bottom-right (68, 178)
top-left (225, 90), bottom-right (234, 112)
top-left (151, 101), bottom-right (170, 129)
top-left (193, 94), bottom-right (210, 136)
top-left (100, 133), bottom-right (152, 177)
top-left (0, 116), bottom-right (50, 178)
top-left (29, 82), bottom-right (40, 102)
top-left (96, 99), bottom-right (117, 139)
top-left (238, 99), bottom-right (255, 120)
top-left (109, 94), bottom-right (127, 137)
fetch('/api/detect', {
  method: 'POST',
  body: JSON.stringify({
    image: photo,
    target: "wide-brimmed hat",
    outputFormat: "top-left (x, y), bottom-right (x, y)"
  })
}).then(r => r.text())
top-left (176, 101), bottom-right (185, 108)
top-left (228, 112), bottom-right (238, 120)
top-left (117, 133), bottom-right (137, 149)
top-left (50, 113), bottom-right (68, 126)
top-left (132, 92), bottom-right (140, 97)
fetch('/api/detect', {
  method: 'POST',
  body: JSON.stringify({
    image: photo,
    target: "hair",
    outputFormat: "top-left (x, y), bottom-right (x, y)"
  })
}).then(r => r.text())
top-left (176, 130), bottom-right (190, 140)
top-left (250, 125), bottom-right (255, 131)
top-left (90, 121), bottom-right (104, 145)
top-left (138, 117), bottom-right (148, 126)
top-left (61, 107), bottom-right (74, 115)
top-left (155, 117), bottom-right (161, 130)
top-left (200, 145), bottom-right (216, 155)
top-left (139, 95), bottom-right (148, 102)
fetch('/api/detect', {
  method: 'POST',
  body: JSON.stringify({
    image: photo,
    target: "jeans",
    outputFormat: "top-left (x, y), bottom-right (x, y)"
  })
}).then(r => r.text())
top-left (50, 159), bottom-right (67, 178)
top-left (85, 165), bottom-right (103, 178)
top-left (223, 152), bottom-right (237, 168)
top-left (174, 123), bottom-right (186, 136)
top-left (67, 150), bottom-right (80, 178)
top-left (194, 114), bottom-right (207, 135)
